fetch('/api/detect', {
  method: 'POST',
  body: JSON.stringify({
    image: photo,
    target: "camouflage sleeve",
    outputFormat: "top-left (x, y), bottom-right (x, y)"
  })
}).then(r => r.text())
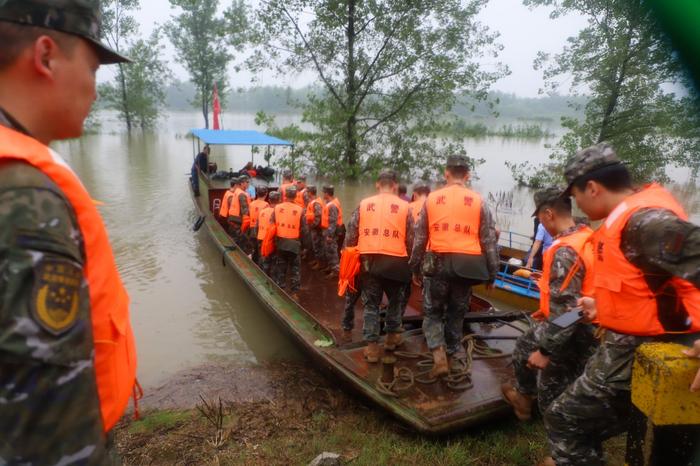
top-left (405, 207), bottom-right (415, 253)
top-left (239, 194), bottom-right (249, 217)
top-left (312, 203), bottom-right (322, 229)
top-left (479, 203), bottom-right (499, 282)
top-left (622, 208), bottom-right (700, 288)
top-left (539, 246), bottom-right (584, 354)
top-left (344, 208), bottom-right (360, 248)
top-left (0, 162), bottom-right (107, 463)
top-left (326, 205), bottom-right (338, 236)
top-left (408, 202), bottom-right (429, 274)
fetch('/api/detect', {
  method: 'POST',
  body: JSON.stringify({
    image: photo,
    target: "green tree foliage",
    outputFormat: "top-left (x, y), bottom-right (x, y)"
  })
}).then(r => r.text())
top-left (510, 0), bottom-right (700, 187)
top-left (246, 0), bottom-right (506, 179)
top-left (100, 0), bottom-right (140, 132)
top-left (166, 0), bottom-right (233, 129)
top-left (100, 31), bottom-right (170, 131)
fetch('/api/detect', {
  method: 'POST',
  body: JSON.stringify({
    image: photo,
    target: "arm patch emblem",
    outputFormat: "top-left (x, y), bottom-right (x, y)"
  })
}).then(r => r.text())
top-left (31, 257), bottom-right (82, 335)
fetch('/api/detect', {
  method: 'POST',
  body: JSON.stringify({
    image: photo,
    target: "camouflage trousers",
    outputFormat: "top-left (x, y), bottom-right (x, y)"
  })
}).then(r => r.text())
top-left (342, 275), bottom-right (362, 331)
top-left (511, 321), bottom-right (596, 416)
top-left (544, 330), bottom-right (653, 466)
top-left (256, 240), bottom-right (272, 275)
top-left (229, 224), bottom-right (251, 254)
top-left (361, 273), bottom-right (407, 342)
top-left (272, 250), bottom-right (301, 292)
top-left (323, 230), bottom-right (339, 272)
top-left (422, 276), bottom-right (472, 355)
top-left (310, 228), bottom-right (324, 262)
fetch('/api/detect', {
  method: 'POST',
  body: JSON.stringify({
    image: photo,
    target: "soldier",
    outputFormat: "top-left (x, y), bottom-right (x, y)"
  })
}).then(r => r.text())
top-left (541, 144), bottom-right (700, 466)
top-left (305, 186), bottom-right (325, 268)
top-left (279, 169), bottom-right (295, 202)
top-left (219, 177), bottom-right (238, 223)
top-left (257, 191), bottom-right (280, 275)
top-left (248, 186), bottom-right (269, 262)
top-left (0, 1), bottom-right (138, 463)
top-left (409, 155), bottom-right (499, 378)
top-left (321, 185), bottom-right (343, 278)
top-left (294, 175), bottom-right (307, 207)
top-left (501, 188), bottom-right (597, 423)
top-left (270, 185), bottom-right (306, 300)
top-left (409, 184), bottom-right (430, 224)
top-left (344, 170), bottom-right (414, 361)
top-left (227, 175), bottom-right (252, 253)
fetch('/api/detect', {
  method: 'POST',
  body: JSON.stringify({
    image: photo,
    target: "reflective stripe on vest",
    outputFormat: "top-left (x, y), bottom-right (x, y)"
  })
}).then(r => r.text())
top-left (321, 198), bottom-right (343, 229)
top-left (357, 193), bottom-right (409, 257)
top-left (0, 125), bottom-right (136, 432)
top-left (257, 207), bottom-right (273, 240)
top-left (219, 189), bottom-right (234, 218)
top-left (425, 184), bottom-right (482, 254)
top-left (538, 226), bottom-right (595, 318)
top-left (227, 188), bottom-right (246, 218)
top-left (249, 199), bottom-right (269, 228)
top-left (409, 198), bottom-right (425, 224)
top-left (306, 198), bottom-right (323, 224)
top-left (594, 183), bottom-right (700, 335)
top-left (274, 202), bottom-right (303, 239)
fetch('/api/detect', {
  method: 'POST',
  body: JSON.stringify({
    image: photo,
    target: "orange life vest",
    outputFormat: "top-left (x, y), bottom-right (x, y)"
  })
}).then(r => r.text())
top-left (593, 183), bottom-right (700, 335)
top-left (257, 206), bottom-right (274, 241)
top-left (274, 202), bottom-right (303, 239)
top-left (321, 198), bottom-right (343, 229)
top-left (249, 199), bottom-right (269, 228)
top-left (306, 198), bottom-right (324, 225)
top-left (538, 225), bottom-right (595, 318)
top-left (0, 126), bottom-right (137, 432)
top-left (425, 184), bottom-right (482, 254)
top-left (409, 197), bottom-right (426, 224)
top-left (227, 188), bottom-right (247, 218)
top-left (294, 188), bottom-right (306, 207)
top-left (357, 193), bottom-right (409, 257)
top-left (219, 189), bottom-right (235, 218)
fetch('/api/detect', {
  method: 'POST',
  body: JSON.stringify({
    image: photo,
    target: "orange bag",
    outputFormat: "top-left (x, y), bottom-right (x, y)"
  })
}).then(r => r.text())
top-left (261, 224), bottom-right (277, 257)
top-left (337, 246), bottom-right (361, 296)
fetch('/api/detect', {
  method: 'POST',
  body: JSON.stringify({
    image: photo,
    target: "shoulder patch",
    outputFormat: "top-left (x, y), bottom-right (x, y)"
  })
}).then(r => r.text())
top-left (31, 257), bottom-right (82, 335)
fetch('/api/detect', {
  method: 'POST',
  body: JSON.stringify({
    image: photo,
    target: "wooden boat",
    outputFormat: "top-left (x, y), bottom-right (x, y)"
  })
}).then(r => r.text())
top-left (474, 230), bottom-right (540, 312)
top-left (189, 129), bottom-right (529, 434)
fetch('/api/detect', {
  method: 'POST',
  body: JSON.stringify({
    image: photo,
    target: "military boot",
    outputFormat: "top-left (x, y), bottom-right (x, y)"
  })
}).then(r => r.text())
top-left (429, 346), bottom-right (449, 378)
top-left (501, 382), bottom-right (534, 421)
top-left (384, 332), bottom-right (403, 351)
top-left (363, 342), bottom-right (381, 363)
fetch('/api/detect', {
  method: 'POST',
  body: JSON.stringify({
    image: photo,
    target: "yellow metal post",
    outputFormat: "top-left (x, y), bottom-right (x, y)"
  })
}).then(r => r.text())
top-left (626, 342), bottom-right (700, 466)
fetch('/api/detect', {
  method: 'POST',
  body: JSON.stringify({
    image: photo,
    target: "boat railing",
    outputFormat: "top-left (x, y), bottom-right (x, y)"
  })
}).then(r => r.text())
top-left (498, 230), bottom-right (532, 251)
top-left (497, 259), bottom-right (541, 295)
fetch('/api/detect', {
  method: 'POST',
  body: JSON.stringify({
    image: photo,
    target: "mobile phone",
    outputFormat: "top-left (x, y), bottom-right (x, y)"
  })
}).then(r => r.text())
top-left (551, 307), bottom-right (584, 328)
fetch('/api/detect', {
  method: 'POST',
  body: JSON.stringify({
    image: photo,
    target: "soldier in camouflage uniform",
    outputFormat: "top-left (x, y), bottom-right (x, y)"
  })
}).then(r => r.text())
top-left (321, 185), bottom-right (342, 277)
top-left (305, 186), bottom-right (325, 268)
top-left (228, 175), bottom-right (251, 254)
top-left (258, 191), bottom-right (281, 276)
top-left (0, 1), bottom-right (135, 463)
top-left (270, 186), bottom-right (307, 300)
top-left (501, 188), bottom-right (597, 422)
top-left (540, 144), bottom-right (700, 466)
top-left (409, 156), bottom-right (499, 377)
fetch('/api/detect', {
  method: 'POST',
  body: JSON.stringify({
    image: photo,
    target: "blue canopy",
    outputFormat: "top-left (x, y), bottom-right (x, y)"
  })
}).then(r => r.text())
top-left (190, 129), bottom-right (293, 146)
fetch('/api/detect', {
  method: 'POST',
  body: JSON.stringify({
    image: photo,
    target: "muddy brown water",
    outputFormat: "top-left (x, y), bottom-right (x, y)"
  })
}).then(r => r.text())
top-left (51, 111), bottom-right (700, 389)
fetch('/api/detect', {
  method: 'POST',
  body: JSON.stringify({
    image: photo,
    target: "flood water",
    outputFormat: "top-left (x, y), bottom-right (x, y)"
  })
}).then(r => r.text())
top-left (52, 111), bottom-right (700, 388)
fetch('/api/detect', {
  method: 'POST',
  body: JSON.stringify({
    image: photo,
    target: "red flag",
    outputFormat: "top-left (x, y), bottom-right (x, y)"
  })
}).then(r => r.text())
top-left (212, 83), bottom-right (221, 130)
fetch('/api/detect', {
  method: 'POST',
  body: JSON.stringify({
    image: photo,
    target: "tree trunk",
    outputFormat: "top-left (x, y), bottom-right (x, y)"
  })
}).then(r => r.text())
top-left (344, 0), bottom-right (358, 177)
top-left (117, 63), bottom-right (132, 133)
top-left (202, 92), bottom-right (209, 129)
top-left (597, 33), bottom-right (632, 143)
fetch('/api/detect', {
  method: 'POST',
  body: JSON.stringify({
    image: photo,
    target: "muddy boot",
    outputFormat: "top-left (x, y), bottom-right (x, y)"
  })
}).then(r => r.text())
top-left (363, 342), bottom-right (381, 363)
top-left (429, 346), bottom-right (449, 378)
top-left (448, 354), bottom-right (468, 373)
top-left (501, 382), bottom-right (534, 421)
top-left (536, 457), bottom-right (556, 466)
top-left (341, 329), bottom-right (353, 343)
top-left (384, 332), bottom-right (403, 351)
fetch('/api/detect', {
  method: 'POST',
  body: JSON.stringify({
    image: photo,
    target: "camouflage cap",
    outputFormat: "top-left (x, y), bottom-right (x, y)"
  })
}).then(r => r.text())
top-left (284, 185), bottom-right (297, 198)
top-left (532, 186), bottom-right (566, 216)
top-left (268, 191), bottom-right (281, 202)
top-left (446, 155), bottom-right (470, 169)
top-left (563, 143), bottom-right (621, 195)
top-left (0, 0), bottom-right (130, 64)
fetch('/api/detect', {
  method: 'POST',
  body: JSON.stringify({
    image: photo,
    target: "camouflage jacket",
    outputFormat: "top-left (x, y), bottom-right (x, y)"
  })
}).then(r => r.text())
top-left (539, 225), bottom-right (593, 355)
top-left (408, 190), bottom-right (499, 281)
top-left (324, 202), bottom-right (340, 236)
top-left (0, 112), bottom-right (108, 464)
top-left (308, 200), bottom-right (323, 230)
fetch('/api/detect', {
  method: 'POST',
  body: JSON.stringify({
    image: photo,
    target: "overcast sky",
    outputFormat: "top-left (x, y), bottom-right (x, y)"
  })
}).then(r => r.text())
top-left (98, 0), bottom-right (588, 97)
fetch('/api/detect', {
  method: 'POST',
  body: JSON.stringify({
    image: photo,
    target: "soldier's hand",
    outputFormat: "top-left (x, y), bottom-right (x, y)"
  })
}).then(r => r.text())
top-left (412, 274), bottom-right (423, 288)
top-left (578, 296), bottom-right (597, 322)
top-left (526, 350), bottom-right (550, 370)
top-left (681, 339), bottom-right (700, 392)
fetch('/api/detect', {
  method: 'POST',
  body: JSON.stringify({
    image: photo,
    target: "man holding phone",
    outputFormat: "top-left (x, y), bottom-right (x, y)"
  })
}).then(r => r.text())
top-left (502, 187), bottom-right (597, 422)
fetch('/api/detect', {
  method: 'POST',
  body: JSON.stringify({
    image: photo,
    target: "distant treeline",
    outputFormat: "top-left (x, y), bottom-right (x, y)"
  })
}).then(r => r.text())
top-left (164, 81), bottom-right (584, 122)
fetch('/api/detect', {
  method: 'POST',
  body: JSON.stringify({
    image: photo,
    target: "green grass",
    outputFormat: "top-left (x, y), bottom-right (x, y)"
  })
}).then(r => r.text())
top-left (127, 410), bottom-right (192, 435)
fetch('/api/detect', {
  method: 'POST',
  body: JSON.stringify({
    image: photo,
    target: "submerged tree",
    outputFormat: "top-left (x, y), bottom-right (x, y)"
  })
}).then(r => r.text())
top-left (166, 0), bottom-right (232, 129)
top-left (510, 0), bottom-right (700, 187)
top-left (244, 0), bottom-right (505, 179)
